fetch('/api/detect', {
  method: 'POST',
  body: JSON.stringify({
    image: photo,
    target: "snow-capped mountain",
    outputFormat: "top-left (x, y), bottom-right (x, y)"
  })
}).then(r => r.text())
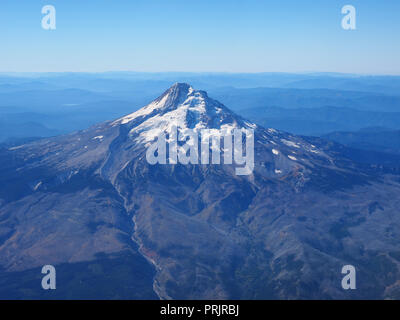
top-left (115, 83), bottom-right (251, 134)
top-left (1, 83), bottom-right (400, 299)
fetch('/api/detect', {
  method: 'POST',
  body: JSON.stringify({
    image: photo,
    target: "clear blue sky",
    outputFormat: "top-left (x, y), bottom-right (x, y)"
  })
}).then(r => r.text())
top-left (0, 0), bottom-right (399, 74)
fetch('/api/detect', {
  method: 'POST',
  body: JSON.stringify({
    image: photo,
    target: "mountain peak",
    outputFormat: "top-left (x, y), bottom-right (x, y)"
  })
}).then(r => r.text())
top-left (168, 82), bottom-right (192, 94)
top-left (167, 82), bottom-right (208, 99)
top-left (114, 83), bottom-right (254, 143)
top-left (116, 83), bottom-right (196, 125)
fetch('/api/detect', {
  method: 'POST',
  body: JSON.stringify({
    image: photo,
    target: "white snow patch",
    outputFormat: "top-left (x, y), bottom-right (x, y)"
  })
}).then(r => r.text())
top-left (131, 91), bottom-right (240, 144)
top-left (8, 145), bottom-right (24, 151)
top-left (33, 181), bottom-right (42, 191)
top-left (272, 149), bottom-right (279, 155)
top-left (288, 155), bottom-right (297, 161)
top-left (116, 92), bottom-right (171, 125)
top-left (93, 136), bottom-right (104, 140)
top-left (245, 121), bottom-right (257, 129)
top-left (281, 139), bottom-right (300, 148)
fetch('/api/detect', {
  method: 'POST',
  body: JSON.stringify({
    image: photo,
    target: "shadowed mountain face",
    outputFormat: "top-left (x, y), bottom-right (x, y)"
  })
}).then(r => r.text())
top-left (1, 83), bottom-right (400, 299)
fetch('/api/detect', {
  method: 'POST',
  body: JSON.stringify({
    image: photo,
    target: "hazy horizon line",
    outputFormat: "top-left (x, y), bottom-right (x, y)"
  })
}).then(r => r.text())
top-left (1, 70), bottom-right (400, 77)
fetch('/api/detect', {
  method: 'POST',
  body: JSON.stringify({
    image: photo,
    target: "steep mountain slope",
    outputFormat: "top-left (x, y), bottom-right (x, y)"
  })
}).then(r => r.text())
top-left (0, 83), bottom-right (400, 299)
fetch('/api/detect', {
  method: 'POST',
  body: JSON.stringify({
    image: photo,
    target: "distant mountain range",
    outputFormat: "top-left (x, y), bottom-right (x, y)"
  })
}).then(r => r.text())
top-left (1, 83), bottom-right (400, 299)
top-left (2, 73), bottom-right (400, 142)
top-left (323, 128), bottom-right (400, 155)
top-left (240, 106), bottom-right (400, 135)
top-left (0, 119), bottom-right (59, 142)
top-left (210, 87), bottom-right (400, 112)
top-left (2, 72), bottom-right (400, 95)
